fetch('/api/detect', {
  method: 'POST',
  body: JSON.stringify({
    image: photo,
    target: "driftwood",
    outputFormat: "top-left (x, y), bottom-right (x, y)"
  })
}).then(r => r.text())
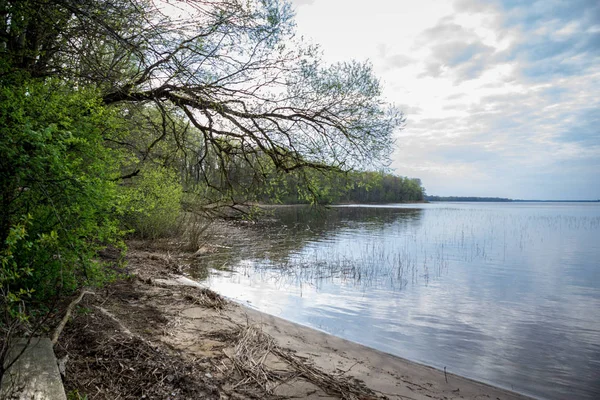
top-left (183, 288), bottom-right (227, 310)
top-left (227, 324), bottom-right (381, 400)
top-left (51, 290), bottom-right (95, 346)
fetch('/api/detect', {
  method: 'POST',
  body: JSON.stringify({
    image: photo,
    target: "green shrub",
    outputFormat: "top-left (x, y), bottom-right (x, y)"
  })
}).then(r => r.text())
top-left (0, 76), bottom-right (126, 302)
top-left (119, 166), bottom-right (183, 239)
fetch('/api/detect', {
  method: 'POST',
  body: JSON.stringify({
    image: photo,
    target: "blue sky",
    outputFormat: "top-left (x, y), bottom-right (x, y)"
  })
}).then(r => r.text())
top-left (290, 0), bottom-right (600, 199)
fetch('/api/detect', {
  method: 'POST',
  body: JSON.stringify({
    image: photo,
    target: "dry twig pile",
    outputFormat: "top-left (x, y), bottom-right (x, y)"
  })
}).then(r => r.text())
top-left (229, 325), bottom-right (381, 400)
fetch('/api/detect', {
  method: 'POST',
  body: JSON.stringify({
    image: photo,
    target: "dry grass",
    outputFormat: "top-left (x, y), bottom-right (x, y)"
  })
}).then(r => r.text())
top-left (227, 324), bottom-right (381, 400)
top-left (183, 287), bottom-right (227, 309)
top-left (180, 213), bottom-right (214, 252)
top-left (229, 325), bottom-right (293, 393)
top-left (274, 347), bottom-right (378, 400)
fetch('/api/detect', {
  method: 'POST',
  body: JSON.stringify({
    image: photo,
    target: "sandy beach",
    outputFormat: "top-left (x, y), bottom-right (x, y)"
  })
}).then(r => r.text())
top-left (229, 305), bottom-right (532, 400)
top-left (56, 241), bottom-right (534, 399)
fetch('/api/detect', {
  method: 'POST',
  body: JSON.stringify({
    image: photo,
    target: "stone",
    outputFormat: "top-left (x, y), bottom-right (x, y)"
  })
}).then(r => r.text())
top-left (1, 337), bottom-right (67, 400)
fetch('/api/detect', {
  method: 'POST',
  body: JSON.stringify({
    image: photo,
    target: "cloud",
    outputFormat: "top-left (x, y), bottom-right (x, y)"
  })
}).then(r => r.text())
top-left (556, 108), bottom-right (600, 146)
top-left (289, 0), bottom-right (315, 8)
top-left (414, 18), bottom-right (498, 81)
top-left (396, 104), bottom-right (424, 117)
top-left (418, 18), bottom-right (473, 42)
top-left (385, 0), bottom-right (600, 199)
top-left (497, 0), bottom-right (600, 80)
top-left (453, 0), bottom-right (496, 14)
top-left (395, 58), bottom-right (600, 196)
top-left (431, 41), bottom-right (495, 79)
top-left (376, 42), bottom-right (416, 71)
top-left (288, 0), bottom-right (600, 199)
top-left (384, 54), bottom-right (414, 70)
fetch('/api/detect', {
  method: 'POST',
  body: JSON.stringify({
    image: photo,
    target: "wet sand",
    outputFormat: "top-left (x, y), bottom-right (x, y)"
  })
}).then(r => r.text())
top-left (61, 242), bottom-right (534, 399)
top-left (221, 300), bottom-right (533, 400)
top-left (159, 270), bottom-right (533, 399)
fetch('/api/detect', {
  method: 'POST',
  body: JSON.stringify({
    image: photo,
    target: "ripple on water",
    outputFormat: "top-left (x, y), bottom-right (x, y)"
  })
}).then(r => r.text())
top-left (203, 203), bottom-right (600, 400)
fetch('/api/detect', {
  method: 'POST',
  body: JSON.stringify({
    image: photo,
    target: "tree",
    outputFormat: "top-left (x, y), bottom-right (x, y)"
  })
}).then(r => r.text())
top-left (1, 0), bottom-right (404, 207)
top-left (0, 77), bottom-right (128, 380)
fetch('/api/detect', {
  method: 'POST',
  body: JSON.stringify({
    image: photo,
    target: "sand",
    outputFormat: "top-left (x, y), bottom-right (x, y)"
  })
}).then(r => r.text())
top-left (229, 305), bottom-right (531, 400)
top-left (59, 242), bottom-right (534, 400)
top-left (175, 297), bottom-right (532, 400)
top-left (152, 268), bottom-right (532, 399)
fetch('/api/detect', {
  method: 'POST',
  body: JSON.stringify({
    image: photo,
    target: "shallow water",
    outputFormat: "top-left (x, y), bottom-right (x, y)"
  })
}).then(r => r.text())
top-left (198, 203), bottom-right (600, 399)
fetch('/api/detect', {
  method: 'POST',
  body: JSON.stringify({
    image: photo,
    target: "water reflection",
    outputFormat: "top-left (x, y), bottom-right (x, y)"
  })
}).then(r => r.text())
top-left (199, 203), bottom-right (600, 400)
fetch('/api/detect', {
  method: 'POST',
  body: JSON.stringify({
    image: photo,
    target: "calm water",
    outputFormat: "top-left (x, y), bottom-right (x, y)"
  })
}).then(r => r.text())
top-left (198, 203), bottom-right (600, 399)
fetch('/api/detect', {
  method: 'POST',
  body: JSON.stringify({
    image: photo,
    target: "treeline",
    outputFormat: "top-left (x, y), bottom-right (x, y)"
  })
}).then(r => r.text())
top-left (425, 195), bottom-right (512, 202)
top-left (260, 171), bottom-right (425, 204)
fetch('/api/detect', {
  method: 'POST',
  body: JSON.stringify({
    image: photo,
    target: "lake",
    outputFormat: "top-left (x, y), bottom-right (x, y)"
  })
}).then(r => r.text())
top-left (197, 202), bottom-right (600, 399)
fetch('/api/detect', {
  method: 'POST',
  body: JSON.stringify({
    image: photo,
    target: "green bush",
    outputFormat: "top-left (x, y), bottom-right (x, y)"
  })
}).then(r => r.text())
top-left (119, 167), bottom-right (183, 239)
top-left (0, 76), bottom-right (126, 302)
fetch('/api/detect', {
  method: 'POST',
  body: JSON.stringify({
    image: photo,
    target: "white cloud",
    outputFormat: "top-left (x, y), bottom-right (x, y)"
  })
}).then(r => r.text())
top-left (287, 0), bottom-right (600, 200)
top-left (289, 0), bottom-right (315, 7)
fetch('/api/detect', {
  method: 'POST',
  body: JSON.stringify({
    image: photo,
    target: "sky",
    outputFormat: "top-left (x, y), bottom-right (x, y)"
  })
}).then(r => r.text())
top-left (289, 0), bottom-right (600, 200)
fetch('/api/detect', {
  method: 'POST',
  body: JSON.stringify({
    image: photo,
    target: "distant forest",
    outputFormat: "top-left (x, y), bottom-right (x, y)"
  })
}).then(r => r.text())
top-left (262, 171), bottom-right (425, 204)
top-left (425, 195), bottom-right (512, 202)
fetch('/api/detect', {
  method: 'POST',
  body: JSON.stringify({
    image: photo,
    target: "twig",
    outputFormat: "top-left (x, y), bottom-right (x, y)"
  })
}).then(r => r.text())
top-left (228, 324), bottom-right (380, 399)
top-left (51, 289), bottom-right (95, 346)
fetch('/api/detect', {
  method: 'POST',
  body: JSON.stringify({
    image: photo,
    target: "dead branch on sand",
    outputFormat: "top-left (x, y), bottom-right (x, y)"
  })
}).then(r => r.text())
top-left (228, 324), bottom-right (381, 400)
top-left (51, 290), bottom-right (95, 346)
top-left (183, 288), bottom-right (227, 309)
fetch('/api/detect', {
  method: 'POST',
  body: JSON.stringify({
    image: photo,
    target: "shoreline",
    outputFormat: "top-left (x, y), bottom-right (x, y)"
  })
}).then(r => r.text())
top-left (154, 266), bottom-right (533, 400)
top-left (56, 238), bottom-right (536, 399)
top-left (218, 297), bottom-right (535, 400)
top-left (257, 200), bottom-right (429, 208)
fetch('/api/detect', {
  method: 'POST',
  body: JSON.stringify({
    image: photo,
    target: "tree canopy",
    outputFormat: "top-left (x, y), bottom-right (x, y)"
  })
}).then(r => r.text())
top-left (2, 0), bottom-right (403, 181)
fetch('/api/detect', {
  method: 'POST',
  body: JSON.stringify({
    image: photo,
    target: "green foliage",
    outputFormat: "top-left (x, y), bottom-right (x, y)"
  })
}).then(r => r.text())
top-left (119, 167), bottom-right (183, 239)
top-left (340, 172), bottom-right (424, 204)
top-left (256, 169), bottom-right (425, 205)
top-left (180, 144), bottom-right (425, 206)
top-left (0, 76), bottom-right (126, 301)
top-left (0, 216), bottom-right (35, 325)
